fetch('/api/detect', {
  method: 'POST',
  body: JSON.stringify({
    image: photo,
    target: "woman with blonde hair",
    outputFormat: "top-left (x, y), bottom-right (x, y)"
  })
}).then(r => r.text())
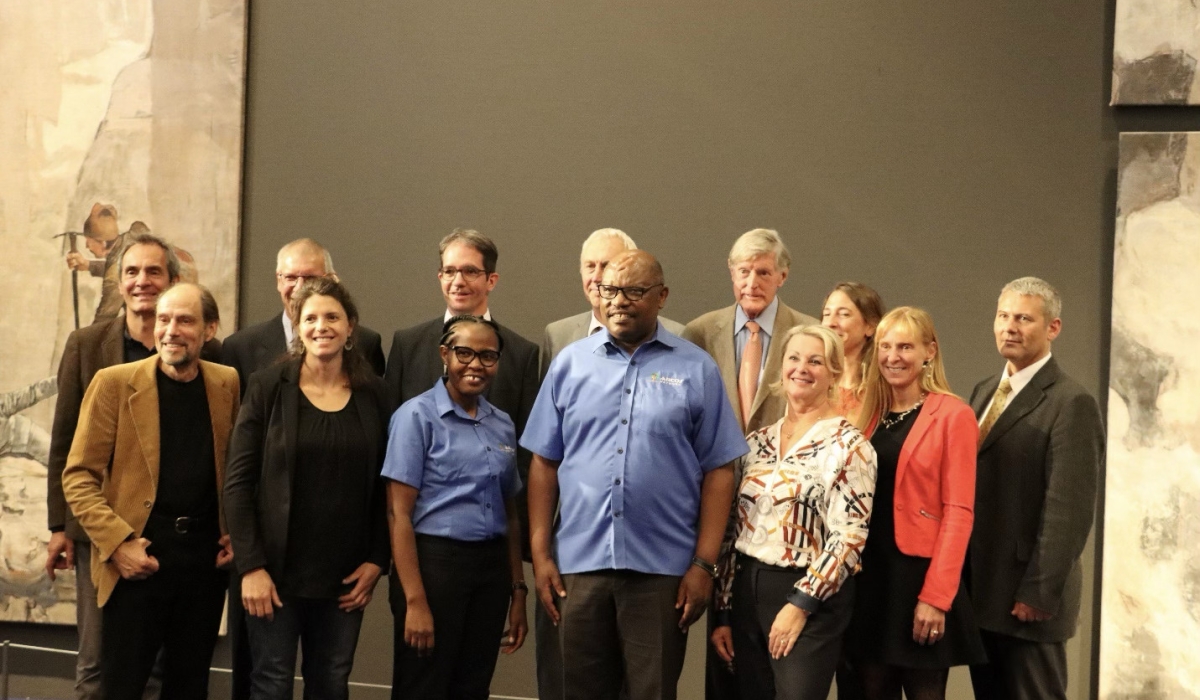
top-left (711, 324), bottom-right (876, 700)
top-left (842, 307), bottom-right (984, 700)
top-left (821, 282), bottom-right (885, 422)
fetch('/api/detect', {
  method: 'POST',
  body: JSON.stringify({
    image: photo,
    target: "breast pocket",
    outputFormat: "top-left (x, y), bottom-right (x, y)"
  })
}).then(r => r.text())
top-left (632, 382), bottom-right (691, 438)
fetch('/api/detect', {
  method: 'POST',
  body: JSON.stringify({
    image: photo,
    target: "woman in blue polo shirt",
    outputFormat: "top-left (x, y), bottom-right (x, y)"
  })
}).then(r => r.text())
top-left (383, 314), bottom-right (528, 699)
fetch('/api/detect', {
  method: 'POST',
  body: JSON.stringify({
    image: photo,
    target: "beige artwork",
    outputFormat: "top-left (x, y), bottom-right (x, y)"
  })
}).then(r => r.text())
top-left (0, 0), bottom-right (246, 622)
top-left (1112, 0), bottom-right (1200, 104)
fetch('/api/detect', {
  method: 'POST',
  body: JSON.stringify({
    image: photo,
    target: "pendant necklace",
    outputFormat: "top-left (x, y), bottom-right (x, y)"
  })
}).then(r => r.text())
top-left (880, 393), bottom-right (927, 429)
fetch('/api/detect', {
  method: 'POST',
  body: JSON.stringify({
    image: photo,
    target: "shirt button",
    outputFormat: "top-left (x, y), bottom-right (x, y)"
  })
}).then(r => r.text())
top-left (143, 500), bottom-right (152, 509)
top-left (614, 511), bottom-right (622, 518)
top-left (486, 503), bottom-right (492, 509)
top-left (486, 446), bottom-right (491, 451)
top-left (617, 448), bottom-right (623, 454)
top-left (614, 478), bottom-right (621, 485)
top-left (621, 419), bottom-right (627, 425)
top-left (625, 389), bottom-right (631, 394)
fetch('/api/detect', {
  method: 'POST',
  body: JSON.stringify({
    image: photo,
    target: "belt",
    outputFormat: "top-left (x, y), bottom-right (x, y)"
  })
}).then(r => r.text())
top-left (148, 512), bottom-right (215, 535)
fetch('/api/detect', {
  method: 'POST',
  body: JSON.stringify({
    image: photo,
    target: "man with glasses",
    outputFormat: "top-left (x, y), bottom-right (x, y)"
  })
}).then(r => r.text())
top-left (524, 250), bottom-right (747, 700)
top-left (217, 237), bottom-right (384, 700)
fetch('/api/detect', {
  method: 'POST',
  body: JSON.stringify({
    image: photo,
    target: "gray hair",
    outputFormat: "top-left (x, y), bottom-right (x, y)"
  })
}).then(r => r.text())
top-left (1001, 277), bottom-right (1062, 321)
top-left (277, 238), bottom-right (335, 275)
top-left (439, 228), bottom-right (499, 274)
top-left (728, 228), bottom-right (791, 272)
top-left (119, 233), bottom-right (182, 282)
top-left (581, 228), bottom-right (637, 254)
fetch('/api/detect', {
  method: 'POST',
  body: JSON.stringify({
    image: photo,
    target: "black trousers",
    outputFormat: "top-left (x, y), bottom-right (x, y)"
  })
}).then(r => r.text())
top-left (390, 535), bottom-right (511, 700)
top-left (100, 535), bottom-right (227, 700)
top-left (970, 629), bottom-right (1068, 700)
top-left (228, 573), bottom-right (254, 700)
top-left (729, 559), bottom-right (854, 700)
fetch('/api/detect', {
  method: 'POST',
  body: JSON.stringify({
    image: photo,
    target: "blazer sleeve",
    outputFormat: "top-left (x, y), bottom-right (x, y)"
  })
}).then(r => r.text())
top-left (47, 331), bottom-right (84, 531)
top-left (384, 331), bottom-right (405, 407)
top-left (62, 370), bottom-right (135, 561)
top-left (367, 381), bottom-right (394, 568)
top-left (1017, 390), bottom-right (1103, 613)
top-left (539, 326), bottom-right (554, 380)
top-left (364, 331), bottom-right (386, 377)
top-left (919, 400), bottom-right (978, 611)
top-left (223, 372), bottom-right (272, 575)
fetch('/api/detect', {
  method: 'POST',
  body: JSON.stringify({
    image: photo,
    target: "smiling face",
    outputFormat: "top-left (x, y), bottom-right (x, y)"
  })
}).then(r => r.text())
top-left (994, 291), bottom-right (1060, 373)
top-left (875, 325), bottom-right (935, 397)
top-left (154, 285), bottom-right (216, 380)
top-left (781, 334), bottom-right (835, 408)
top-left (120, 243), bottom-right (175, 317)
top-left (298, 293), bottom-right (353, 362)
top-left (822, 289), bottom-right (875, 358)
top-left (601, 251), bottom-right (667, 353)
top-left (439, 241), bottom-right (498, 316)
top-left (276, 248), bottom-right (329, 319)
top-left (729, 253), bottom-right (787, 320)
top-left (580, 235), bottom-right (629, 314)
top-left (439, 322), bottom-right (501, 404)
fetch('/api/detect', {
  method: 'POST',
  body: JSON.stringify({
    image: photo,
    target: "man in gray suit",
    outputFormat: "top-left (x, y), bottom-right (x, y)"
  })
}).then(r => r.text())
top-left (541, 228), bottom-right (684, 376)
top-left (968, 277), bottom-right (1104, 700)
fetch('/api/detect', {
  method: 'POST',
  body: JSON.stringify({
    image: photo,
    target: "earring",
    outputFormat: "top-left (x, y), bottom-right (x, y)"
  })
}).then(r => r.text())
top-left (442, 362), bottom-right (448, 377)
top-left (344, 340), bottom-right (354, 351)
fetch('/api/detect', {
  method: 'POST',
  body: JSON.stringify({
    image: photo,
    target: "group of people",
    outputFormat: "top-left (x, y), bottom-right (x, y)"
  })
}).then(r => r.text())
top-left (44, 225), bottom-right (1103, 700)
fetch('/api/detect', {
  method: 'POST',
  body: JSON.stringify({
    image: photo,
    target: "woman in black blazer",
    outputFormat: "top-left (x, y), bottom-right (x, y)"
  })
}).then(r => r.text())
top-left (224, 278), bottom-right (391, 700)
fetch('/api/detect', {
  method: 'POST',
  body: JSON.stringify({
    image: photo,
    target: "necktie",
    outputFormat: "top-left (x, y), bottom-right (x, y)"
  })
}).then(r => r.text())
top-left (978, 377), bottom-right (1012, 446)
top-left (739, 320), bottom-right (762, 429)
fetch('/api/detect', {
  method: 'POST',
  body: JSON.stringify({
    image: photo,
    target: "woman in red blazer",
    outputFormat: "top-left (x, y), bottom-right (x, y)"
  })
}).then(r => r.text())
top-left (842, 307), bottom-right (984, 700)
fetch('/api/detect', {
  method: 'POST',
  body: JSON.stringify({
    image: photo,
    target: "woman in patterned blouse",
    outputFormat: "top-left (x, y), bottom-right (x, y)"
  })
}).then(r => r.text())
top-left (821, 281), bottom-right (886, 423)
top-left (711, 324), bottom-right (877, 700)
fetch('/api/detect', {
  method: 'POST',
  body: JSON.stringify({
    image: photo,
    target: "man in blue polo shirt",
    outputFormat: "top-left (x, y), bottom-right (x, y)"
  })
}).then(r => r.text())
top-left (522, 250), bottom-right (748, 700)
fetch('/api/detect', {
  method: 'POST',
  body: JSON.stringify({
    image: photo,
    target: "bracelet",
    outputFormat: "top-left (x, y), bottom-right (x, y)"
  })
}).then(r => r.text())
top-left (690, 556), bottom-right (718, 578)
top-left (512, 581), bottom-right (529, 593)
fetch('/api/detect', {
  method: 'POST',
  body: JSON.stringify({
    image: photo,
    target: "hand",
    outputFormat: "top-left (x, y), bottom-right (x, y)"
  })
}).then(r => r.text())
top-left (912, 601), bottom-right (946, 645)
top-left (112, 538), bottom-right (160, 580)
top-left (675, 566), bottom-right (712, 630)
top-left (404, 598), bottom-right (435, 656)
top-left (215, 534), bottom-right (234, 569)
top-left (65, 252), bottom-right (89, 271)
top-left (710, 625), bottom-right (735, 670)
top-left (242, 568), bottom-right (284, 621)
top-left (1012, 601), bottom-right (1052, 623)
top-left (769, 603), bottom-right (809, 659)
top-left (45, 532), bottom-right (75, 581)
top-left (338, 562), bottom-right (382, 612)
top-left (533, 556), bottom-right (566, 625)
top-left (501, 590), bottom-right (528, 654)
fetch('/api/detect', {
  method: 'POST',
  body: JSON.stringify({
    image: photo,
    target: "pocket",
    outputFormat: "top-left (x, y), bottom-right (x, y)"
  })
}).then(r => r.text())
top-left (918, 509), bottom-right (942, 522)
top-left (632, 381), bottom-right (690, 437)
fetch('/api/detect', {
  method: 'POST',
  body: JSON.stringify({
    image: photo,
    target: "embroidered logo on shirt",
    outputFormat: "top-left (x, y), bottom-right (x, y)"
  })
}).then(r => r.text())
top-left (497, 443), bottom-right (516, 454)
top-left (648, 373), bottom-right (684, 387)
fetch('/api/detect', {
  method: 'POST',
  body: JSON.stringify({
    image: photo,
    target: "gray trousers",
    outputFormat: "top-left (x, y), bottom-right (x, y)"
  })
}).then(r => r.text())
top-left (75, 543), bottom-right (162, 700)
top-left (970, 629), bottom-right (1068, 700)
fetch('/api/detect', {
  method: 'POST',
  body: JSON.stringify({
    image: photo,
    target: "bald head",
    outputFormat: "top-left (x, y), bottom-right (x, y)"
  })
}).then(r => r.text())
top-left (154, 283), bottom-right (219, 381)
top-left (599, 250), bottom-right (668, 353)
top-left (603, 250), bottom-right (664, 287)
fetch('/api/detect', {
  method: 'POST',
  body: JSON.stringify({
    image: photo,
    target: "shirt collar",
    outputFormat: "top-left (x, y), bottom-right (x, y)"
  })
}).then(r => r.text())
top-left (587, 320), bottom-right (681, 356)
top-left (735, 296), bottom-right (779, 335)
top-left (1002, 352), bottom-right (1053, 396)
top-left (587, 311), bottom-right (606, 336)
top-left (432, 377), bottom-right (494, 421)
top-left (444, 308), bottom-right (493, 322)
top-left (281, 311), bottom-right (294, 346)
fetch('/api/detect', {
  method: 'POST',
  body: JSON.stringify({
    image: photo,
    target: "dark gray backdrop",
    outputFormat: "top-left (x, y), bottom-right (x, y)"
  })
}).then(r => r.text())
top-left (6, 1), bottom-right (1200, 699)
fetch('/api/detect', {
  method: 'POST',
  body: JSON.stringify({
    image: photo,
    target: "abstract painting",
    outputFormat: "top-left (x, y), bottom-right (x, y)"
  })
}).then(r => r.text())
top-left (0, 0), bottom-right (247, 623)
top-left (1100, 132), bottom-right (1200, 697)
top-left (1112, 0), bottom-right (1200, 104)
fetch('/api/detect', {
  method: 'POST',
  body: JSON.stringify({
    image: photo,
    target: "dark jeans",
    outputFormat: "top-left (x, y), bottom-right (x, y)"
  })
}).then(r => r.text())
top-left (100, 539), bottom-right (227, 700)
top-left (390, 535), bottom-right (511, 700)
top-left (244, 596), bottom-right (364, 700)
top-left (970, 629), bottom-right (1068, 700)
top-left (229, 573), bottom-right (253, 700)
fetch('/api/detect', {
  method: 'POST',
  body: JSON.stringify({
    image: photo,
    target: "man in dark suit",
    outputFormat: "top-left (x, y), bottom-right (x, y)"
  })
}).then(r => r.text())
top-left (968, 277), bottom-right (1104, 700)
top-left (47, 233), bottom-right (216, 700)
top-left (217, 237), bottom-right (385, 700)
top-left (221, 238), bottom-right (385, 396)
top-left (681, 228), bottom-right (817, 700)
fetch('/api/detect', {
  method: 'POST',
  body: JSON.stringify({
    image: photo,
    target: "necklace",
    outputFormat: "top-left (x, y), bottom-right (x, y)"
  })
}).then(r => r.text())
top-left (782, 410), bottom-right (836, 441)
top-left (880, 393), bottom-right (927, 429)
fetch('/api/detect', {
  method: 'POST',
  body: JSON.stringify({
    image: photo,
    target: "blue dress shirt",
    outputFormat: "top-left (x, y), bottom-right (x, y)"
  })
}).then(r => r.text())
top-left (520, 323), bottom-right (749, 577)
top-left (383, 380), bottom-right (521, 541)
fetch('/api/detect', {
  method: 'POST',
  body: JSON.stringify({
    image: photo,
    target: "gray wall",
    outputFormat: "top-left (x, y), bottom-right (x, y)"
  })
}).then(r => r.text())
top-left (7, 0), bottom-right (1200, 698)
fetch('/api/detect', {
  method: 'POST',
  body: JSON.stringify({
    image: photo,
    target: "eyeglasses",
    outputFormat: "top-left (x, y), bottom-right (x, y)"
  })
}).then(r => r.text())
top-left (596, 283), bottom-right (663, 301)
top-left (437, 267), bottom-right (487, 281)
top-left (276, 272), bottom-right (326, 285)
top-left (446, 345), bottom-right (501, 367)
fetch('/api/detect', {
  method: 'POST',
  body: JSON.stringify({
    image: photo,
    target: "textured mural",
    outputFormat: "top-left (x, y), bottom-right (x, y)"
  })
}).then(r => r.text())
top-left (1100, 132), bottom-right (1200, 697)
top-left (0, 1), bottom-right (246, 622)
top-left (1112, 0), bottom-right (1200, 105)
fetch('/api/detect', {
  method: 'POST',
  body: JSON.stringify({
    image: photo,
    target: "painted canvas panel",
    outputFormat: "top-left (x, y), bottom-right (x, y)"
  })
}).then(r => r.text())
top-left (1100, 132), bottom-right (1200, 697)
top-left (1112, 0), bottom-right (1200, 104)
top-left (0, 1), bottom-right (246, 623)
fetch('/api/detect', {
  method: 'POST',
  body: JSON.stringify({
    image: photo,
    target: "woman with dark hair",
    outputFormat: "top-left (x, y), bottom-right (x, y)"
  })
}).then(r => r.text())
top-left (384, 314), bottom-right (528, 699)
top-left (843, 307), bottom-right (984, 700)
top-left (224, 278), bottom-right (391, 700)
top-left (821, 282), bottom-right (885, 422)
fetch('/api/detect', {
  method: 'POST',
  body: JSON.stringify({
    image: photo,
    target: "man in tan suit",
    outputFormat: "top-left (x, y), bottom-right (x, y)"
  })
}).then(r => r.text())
top-left (63, 283), bottom-right (239, 700)
top-left (682, 228), bottom-right (818, 700)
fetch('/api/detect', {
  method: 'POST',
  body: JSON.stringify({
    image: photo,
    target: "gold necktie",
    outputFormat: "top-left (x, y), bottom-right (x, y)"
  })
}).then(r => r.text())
top-left (739, 320), bottom-right (762, 429)
top-left (978, 377), bottom-right (1012, 446)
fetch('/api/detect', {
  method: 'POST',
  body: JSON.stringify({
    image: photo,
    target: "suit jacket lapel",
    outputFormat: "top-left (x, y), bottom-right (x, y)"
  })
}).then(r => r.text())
top-left (101, 316), bottom-right (128, 366)
top-left (127, 358), bottom-right (161, 486)
top-left (201, 362), bottom-right (235, 486)
top-left (971, 375), bottom-right (1000, 418)
top-left (896, 393), bottom-right (940, 488)
top-left (713, 307), bottom-right (740, 423)
top-left (258, 312), bottom-right (288, 367)
top-left (353, 388), bottom-right (381, 485)
top-left (281, 368), bottom-right (300, 486)
top-left (979, 359), bottom-right (1059, 452)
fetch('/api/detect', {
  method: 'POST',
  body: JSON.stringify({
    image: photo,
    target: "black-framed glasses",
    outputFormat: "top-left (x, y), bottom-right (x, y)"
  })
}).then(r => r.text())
top-left (437, 266), bottom-right (487, 281)
top-left (276, 272), bottom-right (327, 285)
top-left (596, 283), bottom-right (663, 301)
top-left (447, 345), bottom-right (501, 367)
